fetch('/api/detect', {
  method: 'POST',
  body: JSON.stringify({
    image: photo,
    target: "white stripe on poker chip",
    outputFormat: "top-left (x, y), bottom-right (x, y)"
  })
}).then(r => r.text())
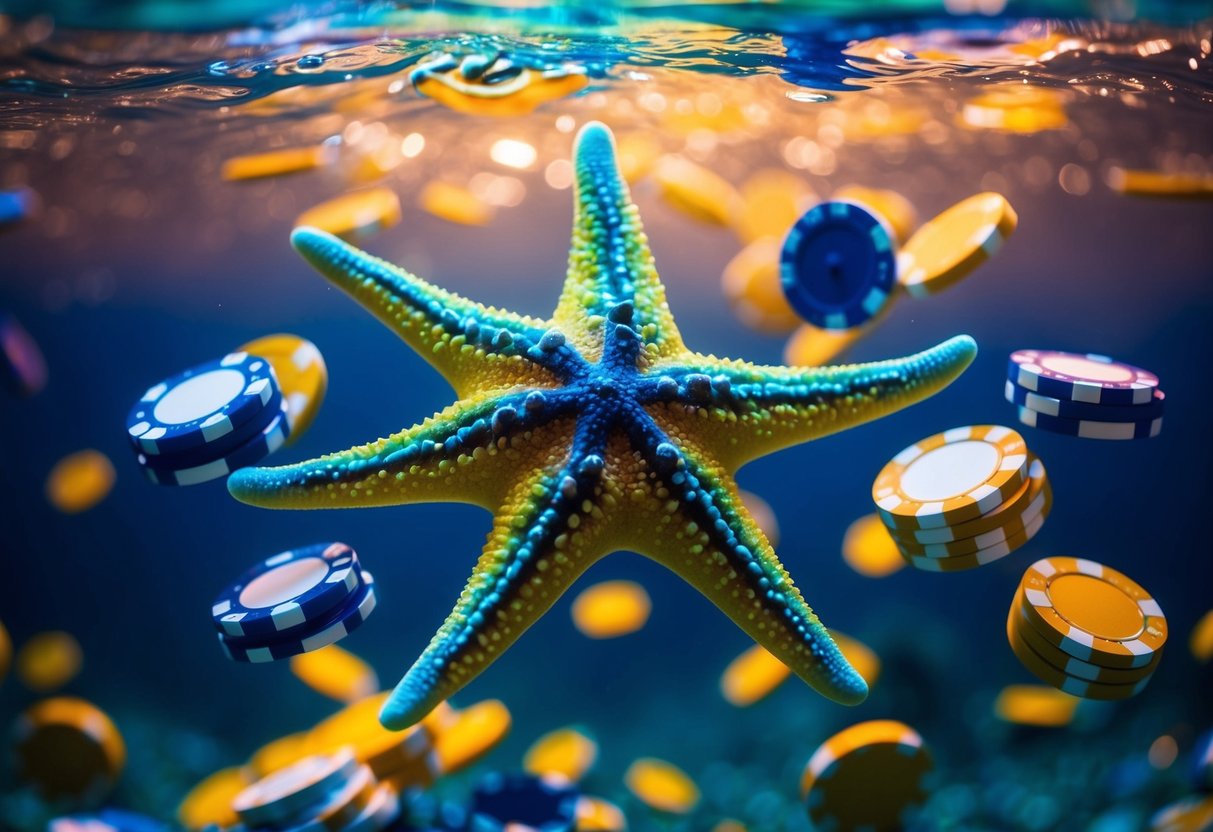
top-left (155, 404), bottom-right (288, 486)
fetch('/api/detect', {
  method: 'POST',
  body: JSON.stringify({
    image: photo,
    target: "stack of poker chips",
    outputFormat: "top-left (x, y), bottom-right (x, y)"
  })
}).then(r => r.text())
top-left (126, 351), bottom-right (290, 486)
top-left (211, 543), bottom-right (377, 663)
top-left (1006, 349), bottom-right (1164, 440)
top-left (1007, 557), bottom-right (1167, 700)
top-left (872, 425), bottom-right (1052, 572)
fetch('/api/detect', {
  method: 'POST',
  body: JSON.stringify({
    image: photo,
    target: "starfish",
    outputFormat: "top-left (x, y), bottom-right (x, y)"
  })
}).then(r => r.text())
top-left (228, 122), bottom-right (976, 731)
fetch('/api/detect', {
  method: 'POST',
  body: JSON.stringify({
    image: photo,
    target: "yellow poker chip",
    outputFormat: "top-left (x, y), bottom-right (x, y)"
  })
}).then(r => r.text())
top-left (233, 750), bottom-right (357, 828)
top-left (960, 88), bottom-right (1068, 134)
top-left (221, 146), bottom-right (335, 182)
top-left (784, 321), bottom-right (869, 368)
top-left (897, 193), bottom-right (1017, 299)
top-left (1017, 557), bottom-right (1168, 669)
top-left (841, 513), bottom-right (905, 578)
top-left (833, 185), bottom-right (918, 245)
top-left (575, 795), bottom-right (627, 831)
top-left (238, 334), bottom-right (328, 446)
top-left (1191, 609), bottom-right (1213, 663)
top-left (892, 457), bottom-right (1049, 557)
top-left (1006, 609), bottom-right (1153, 701)
top-left (178, 765), bottom-right (254, 829)
top-left (720, 643), bottom-right (792, 707)
top-left (1109, 168), bottom-right (1213, 199)
top-left (652, 154), bottom-right (742, 227)
top-left (721, 238), bottom-right (801, 334)
top-left (419, 181), bottom-right (495, 226)
top-left (523, 727), bottom-right (598, 784)
top-left (295, 188), bottom-right (402, 241)
top-left (16, 630), bottom-right (83, 691)
top-left (624, 758), bottom-right (700, 815)
top-left (1151, 795), bottom-right (1213, 832)
top-left (733, 168), bottom-right (816, 245)
top-left (433, 699), bottom-right (511, 777)
top-left (1008, 599), bottom-right (1159, 684)
top-left (14, 696), bottom-right (127, 802)
top-left (249, 732), bottom-right (312, 778)
top-left (892, 454), bottom-right (1039, 545)
top-left (873, 425), bottom-right (1030, 531)
top-left (900, 501), bottom-right (1048, 573)
top-left (993, 684), bottom-right (1079, 728)
top-left (801, 720), bottom-right (932, 832)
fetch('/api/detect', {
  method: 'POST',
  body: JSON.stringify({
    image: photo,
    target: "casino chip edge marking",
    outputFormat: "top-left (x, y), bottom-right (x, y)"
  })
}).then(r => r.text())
top-left (137, 401), bottom-right (290, 486)
top-left (1008, 349), bottom-right (1160, 406)
top-left (1004, 378), bottom-right (1165, 423)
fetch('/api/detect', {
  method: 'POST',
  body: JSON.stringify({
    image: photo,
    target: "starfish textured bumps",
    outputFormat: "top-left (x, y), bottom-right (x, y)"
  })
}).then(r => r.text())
top-left (228, 122), bottom-right (977, 731)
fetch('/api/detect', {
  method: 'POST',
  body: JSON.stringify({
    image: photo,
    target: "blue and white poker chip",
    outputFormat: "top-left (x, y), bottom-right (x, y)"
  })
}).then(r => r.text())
top-left (137, 400), bottom-right (290, 486)
top-left (1004, 379), bottom-right (1166, 423)
top-left (1015, 405), bottom-right (1162, 441)
top-left (780, 200), bottom-right (896, 331)
top-left (127, 352), bottom-right (280, 457)
top-left (1008, 349), bottom-right (1160, 406)
top-left (219, 571), bottom-right (377, 663)
top-left (470, 772), bottom-right (579, 832)
top-left (212, 543), bottom-right (362, 640)
top-left (49, 809), bottom-right (168, 832)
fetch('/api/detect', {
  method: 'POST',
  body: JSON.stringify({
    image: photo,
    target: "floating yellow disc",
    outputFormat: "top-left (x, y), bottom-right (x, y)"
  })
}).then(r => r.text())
top-left (652, 155), bottom-right (741, 226)
top-left (711, 822), bottom-right (748, 832)
top-left (834, 185), bottom-right (918, 245)
top-left (14, 696), bottom-right (126, 802)
top-left (897, 193), bottom-right (1017, 298)
top-left (841, 514), bottom-right (905, 579)
top-left (733, 168), bottom-right (816, 244)
top-left (615, 132), bottom-right (662, 183)
top-left (17, 630), bottom-right (83, 691)
top-left (178, 766), bottom-right (253, 829)
top-left (961, 87), bottom-right (1068, 133)
top-left (1151, 795), bottom-right (1213, 832)
top-left (720, 643), bottom-right (791, 707)
top-left (784, 323), bottom-right (868, 368)
top-left (419, 181), bottom-right (495, 226)
top-left (434, 699), bottom-right (511, 777)
top-left (721, 239), bottom-right (801, 334)
top-left (45, 449), bottom-right (115, 514)
top-left (1109, 168), bottom-right (1213, 199)
top-left (1191, 609), bottom-right (1213, 663)
top-left (290, 644), bottom-right (378, 703)
top-left (523, 727), bottom-right (598, 784)
top-left (570, 580), bottom-right (651, 639)
top-left (221, 146), bottom-right (335, 181)
top-left (624, 758), bottom-right (700, 815)
top-left (295, 188), bottom-right (402, 241)
top-left (575, 795), bottom-right (627, 831)
top-left (249, 732), bottom-right (312, 778)
top-left (414, 65), bottom-right (588, 118)
top-left (238, 333), bottom-right (328, 446)
top-left (993, 684), bottom-right (1079, 727)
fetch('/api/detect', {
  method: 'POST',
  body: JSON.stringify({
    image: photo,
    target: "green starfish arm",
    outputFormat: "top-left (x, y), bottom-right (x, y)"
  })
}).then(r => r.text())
top-left (645, 335), bottom-right (977, 469)
top-left (380, 422), bottom-right (611, 730)
top-left (290, 227), bottom-right (559, 397)
top-left (227, 389), bottom-right (582, 510)
top-left (552, 123), bottom-right (684, 366)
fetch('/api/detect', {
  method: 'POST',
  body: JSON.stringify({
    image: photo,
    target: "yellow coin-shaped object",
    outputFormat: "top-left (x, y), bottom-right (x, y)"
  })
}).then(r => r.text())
top-left (739, 489), bottom-right (779, 548)
top-left (221, 146), bottom-right (335, 181)
top-left (415, 65), bottom-right (588, 118)
top-left (801, 720), bottom-right (932, 832)
top-left (784, 323), bottom-right (868, 368)
top-left (575, 795), bottom-right (627, 831)
top-left (0, 619), bottom-right (10, 686)
top-left (834, 185), bottom-right (918, 245)
top-left (45, 449), bottom-right (115, 514)
top-left (993, 684), bottom-right (1079, 727)
top-left (289, 644), bottom-right (378, 703)
top-left (419, 181), bottom-right (495, 226)
top-left (897, 193), bottom-right (1017, 298)
top-left (249, 732), bottom-right (312, 778)
top-left (829, 630), bottom-right (881, 688)
top-left (17, 630), bottom-right (83, 691)
top-left (841, 514), bottom-right (905, 579)
top-left (306, 691), bottom-right (434, 786)
top-left (734, 168), bottom-right (816, 244)
top-left (14, 696), bottom-right (126, 802)
top-left (615, 132), bottom-right (662, 183)
top-left (1109, 168), bottom-right (1213, 199)
top-left (721, 239), bottom-right (801, 334)
top-left (1151, 795), bottom-right (1213, 832)
top-left (961, 87), bottom-right (1068, 133)
top-left (1191, 609), bottom-right (1213, 663)
top-left (624, 758), bottom-right (700, 815)
top-left (720, 643), bottom-right (791, 707)
top-left (434, 699), bottom-right (511, 777)
top-left (296, 188), bottom-right (402, 241)
top-left (571, 580), bottom-right (652, 639)
top-left (524, 727), bottom-right (598, 784)
top-left (178, 766), bottom-right (254, 829)
top-left (652, 155), bottom-right (741, 226)
top-left (711, 822), bottom-right (748, 832)
top-left (238, 333), bottom-right (328, 446)
top-left (421, 700), bottom-right (458, 737)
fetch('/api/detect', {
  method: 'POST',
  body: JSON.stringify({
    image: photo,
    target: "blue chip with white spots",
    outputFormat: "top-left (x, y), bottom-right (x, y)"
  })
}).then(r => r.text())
top-left (212, 542), bottom-right (362, 640)
top-left (469, 772), bottom-right (579, 832)
top-left (126, 351), bottom-right (281, 457)
top-left (135, 399), bottom-right (290, 486)
top-left (780, 200), bottom-right (897, 331)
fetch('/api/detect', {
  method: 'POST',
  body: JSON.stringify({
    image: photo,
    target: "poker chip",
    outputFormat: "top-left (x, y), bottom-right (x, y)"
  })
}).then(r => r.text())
top-left (892, 457), bottom-right (1050, 557)
top-left (290, 644), bottom-right (379, 704)
top-left (720, 643), bottom-right (792, 707)
top-left (1008, 349), bottom-right (1160, 406)
top-left (0, 312), bottom-right (48, 397)
top-left (178, 766), bottom-right (253, 829)
top-left (575, 796), bottom-right (627, 832)
top-left (1015, 404), bottom-right (1163, 441)
top-left (295, 188), bottom-right (403, 241)
top-left (1006, 611), bottom-right (1152, 700)
top-left (127, 351), bottom-right (281, 457)
top-left (897, 192), bottom-right (1017, 298)
top-left (780, 200), bottom-right (897, 330)
top-left (341, 783), bottom-right (400, 832)
top-left (993, 684), bottom-right (1079, 728)
top-left (652, 154), bottom-right (742, 227)
top-left (50, 809), bottom-right (168, 832)
top-left (233, 749), bottom-right (357, 827)
top-left (570, 580), bottom-right (651, 638)
top-left (287, 763), bottom-right (378, 832)
top-left (237, 334), bottom-right (328, 446)
top-left (420, 180), bottom-right (495, 226)
top-left (901, 507), bottom-right (1047, 573)
top-left (1009, 600), bottom-right (1159, 684)
top-left (212, 542), bottom-right (362, 640)
top-left (833, 185), bottom-right (918, 245)
top-left (16, 630), bottom-right (83, 691)
top-left (625, 758), bottom-right (700, 815)
top-left (841, 513), bottom-right (906, 578)
top-left (523, 727), bottom-right (599, 784)
top-left (14, 697), bottom-right (126, 802)
top-left (1004, 378), bottom-right (1166, 423)
top-left (1151, 795), bottom-right (1213, 832)
top-left (785, 321), bottom-right (869, 368)
top-left (221, 146), bottom-right (335, 181)
top-left (469, 772), bottom-right (579, 832)
top-left (433, 699), bottom-right (512, 777)
top-left (801, 720), bottom-right (932, 832)
top-left (137, 401), bottom-right (290, 486)
top-left (873, 425), bottom-right (1029, 530)
top-left (1109, 168), bottom-right (1213, 198)
top-left (218, 571), bottom-right (377, 663)
top-left (1016, 557), bottom-right (1167, 669)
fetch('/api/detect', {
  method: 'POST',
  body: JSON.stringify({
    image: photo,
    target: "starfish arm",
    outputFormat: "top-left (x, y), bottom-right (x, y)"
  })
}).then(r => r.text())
top-left (645, 334), bottom-right (977, 468)
top-left (552, 122), bottom-right (685, 365)
top-left (379, 419), bottom-right (611, 730)
top-left (226, 389), bottom-right (581, 510)
top-left (290, 227), bottom-right (574, 396)
top-left (621, 411), bottom-right (868, 706)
